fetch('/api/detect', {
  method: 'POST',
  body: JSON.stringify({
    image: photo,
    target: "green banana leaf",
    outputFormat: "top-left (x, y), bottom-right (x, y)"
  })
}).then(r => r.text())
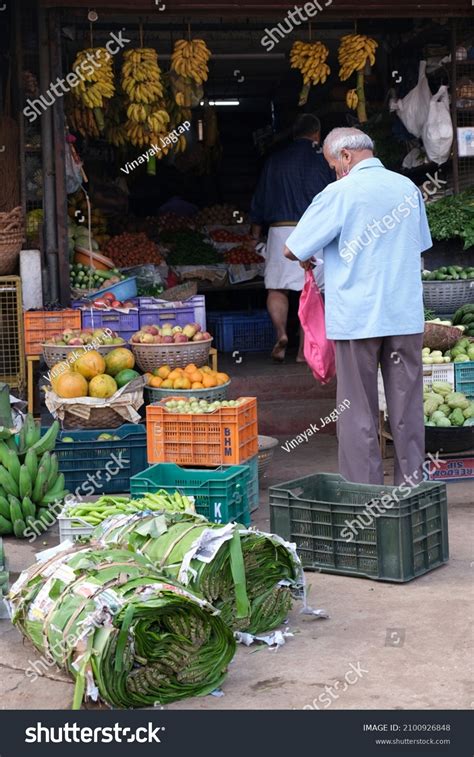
top-left (93, 512), bottom-right (304, 635)
top-left (7, 544), bottom-right (235, 708)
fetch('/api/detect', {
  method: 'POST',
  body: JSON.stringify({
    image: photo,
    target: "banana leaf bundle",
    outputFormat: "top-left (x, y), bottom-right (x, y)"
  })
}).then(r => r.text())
top-left (93, 511), bottom-right (304, 634)
top-left (7, 544), bottom-right (235, 707)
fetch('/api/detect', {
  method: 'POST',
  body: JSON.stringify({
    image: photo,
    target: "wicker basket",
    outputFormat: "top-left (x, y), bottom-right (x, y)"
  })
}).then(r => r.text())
top-left (0, 207), bottom-right (23, 275)
top-left (257, 435), bottom-right (278, 478)
top-left (130, 337), bottom-right (213, 372)
top-left (145, 380), bottom-right (229, 404)
top-left (158, 281), bottom-right (198, 302)
top-left (63, 406), bottom-right (125, 430)
top-left (42, 342), bottom-right (123, 368)
top-left (423, 280), bottom-right (473, 314)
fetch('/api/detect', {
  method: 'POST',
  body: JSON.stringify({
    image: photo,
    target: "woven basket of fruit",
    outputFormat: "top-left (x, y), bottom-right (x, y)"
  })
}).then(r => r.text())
top-left (62, 406), bottom-right (125, 430)
top-left (129, 323), bottom-right (213, 372)
top-left (146, 381), bottom-right (229, 404)
top-left (41, 328), bottom-right (126, 368)
top-left (257, 435), bottom-right (278, 478)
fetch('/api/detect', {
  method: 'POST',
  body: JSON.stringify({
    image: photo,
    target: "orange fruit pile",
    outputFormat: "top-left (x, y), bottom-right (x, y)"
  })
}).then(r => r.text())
top-left (146, 364), bottom-right (230, 390)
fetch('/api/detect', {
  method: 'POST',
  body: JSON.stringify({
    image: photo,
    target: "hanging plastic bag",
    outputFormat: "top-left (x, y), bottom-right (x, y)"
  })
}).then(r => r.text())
top-left (298, 270), bottom-right (335, 385)
top-left (390, 61), bottom-right (431, 138)
top-left (65, 138), bottom-right (83, 194)
top-left (421, 85), bottom-right (453, 165)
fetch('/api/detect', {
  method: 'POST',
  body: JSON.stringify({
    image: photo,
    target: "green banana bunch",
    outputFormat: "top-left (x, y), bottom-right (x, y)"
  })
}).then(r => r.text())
top-left (0, 416), bottom-right (67, 538)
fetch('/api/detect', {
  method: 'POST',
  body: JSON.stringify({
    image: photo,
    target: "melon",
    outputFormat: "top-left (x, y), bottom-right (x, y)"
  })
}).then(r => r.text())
top-left (74, 349), bottom-right (106, 380)
top-left (55, 372), bottom-right (88, 399)
top-left (104, 347), bottom-right (135, 376)
top-left (88, 374), bottom-right (117, 399)
top-left (114, 368), bottom-right (140, 388)
top-left (49, 361), bottom-right (72, 392)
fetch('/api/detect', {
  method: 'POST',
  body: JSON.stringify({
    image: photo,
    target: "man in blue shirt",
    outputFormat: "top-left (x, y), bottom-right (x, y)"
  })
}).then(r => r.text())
top-left (251, 114), bottom-right (334, 361)
top-left (284, 127), bottom-right (432, 486)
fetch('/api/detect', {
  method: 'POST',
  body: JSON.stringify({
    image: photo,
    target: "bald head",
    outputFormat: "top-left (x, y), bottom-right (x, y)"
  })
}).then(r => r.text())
top-left (323, 127), bottom-right (374, 179)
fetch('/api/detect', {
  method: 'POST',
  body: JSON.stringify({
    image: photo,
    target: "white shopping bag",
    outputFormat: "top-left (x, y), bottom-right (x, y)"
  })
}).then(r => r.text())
top-left (390, 61), bottom-right (431, 138)
top-left (422, 85), bottom-right (453, 165)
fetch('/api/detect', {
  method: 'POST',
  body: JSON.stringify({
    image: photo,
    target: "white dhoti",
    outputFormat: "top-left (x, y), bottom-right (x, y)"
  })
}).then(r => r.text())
top-left (264, 225), bottom-right (324, 291)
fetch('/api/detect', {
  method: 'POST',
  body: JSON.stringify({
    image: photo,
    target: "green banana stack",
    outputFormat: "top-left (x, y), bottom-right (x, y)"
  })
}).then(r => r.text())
top-left (65, 490), bottom-right (195, 528)
top-left (0, 415), bottom-right (67, 538)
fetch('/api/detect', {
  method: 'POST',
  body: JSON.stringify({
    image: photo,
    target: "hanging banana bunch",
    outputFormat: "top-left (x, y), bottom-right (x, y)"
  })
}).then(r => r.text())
top-left (290, 41), bottom-right (330, 106)
top-left (345, 88), bottom-right (359, 110)
top-left (338, 34), bottom-right (378, 123)
top-left (71, 48), bottom-right (115, 109)
top-left (121, 48), bottom-right (172, 150)
top-left (103, 96), bottom-right (127, 147)
top-left (121, 48), bottom-right (164, 103)
top-left (66, 95), bottom-right (101, 139)
top-left (171, 39), bottom-right (211, 86)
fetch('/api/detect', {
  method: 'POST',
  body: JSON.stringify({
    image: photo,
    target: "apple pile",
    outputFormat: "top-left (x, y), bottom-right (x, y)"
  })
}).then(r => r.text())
top-left (45, 327), bottom-right (125, 347)
top-left (130, 322), bottom-right (212, 345)
top-left (92, 292), bottom-right (137, 309)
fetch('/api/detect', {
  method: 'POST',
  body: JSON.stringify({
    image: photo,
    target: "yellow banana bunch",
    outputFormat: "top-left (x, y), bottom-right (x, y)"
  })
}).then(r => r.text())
top-left (126, 103), bottom-right (148, 122)
top-left (338, 34), bottom-right (378, 81)
top-left (171, 38), bottom-right (211, 85)
top-left (346, 88), bottom-right (359, 110)
top-left (125, 121), bottom-right (150, 149)
top-left (66, 97), bottom-right (100, 138)
top-left (147, 109), bottom-right (170, 133)
top-left (72, 48), bottom-right (115, 108)
top-left (121, 48), bottom-right (164, 103)
top-left (290, 41), bottom-right (330, 86)
top-left (106, 124), bottom-right (127, 147)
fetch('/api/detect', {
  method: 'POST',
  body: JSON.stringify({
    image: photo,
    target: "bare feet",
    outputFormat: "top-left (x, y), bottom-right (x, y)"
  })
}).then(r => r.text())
top-left (296, 354), bottom-right (306, 363)
top-left (271, 336), bottom-right (288, 362)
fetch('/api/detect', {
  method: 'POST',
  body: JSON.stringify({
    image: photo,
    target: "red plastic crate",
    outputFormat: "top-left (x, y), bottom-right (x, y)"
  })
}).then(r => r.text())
top-left (146, 397), bottom-right (258, 466)
top-left (24, 310), bottom-right (82, 355)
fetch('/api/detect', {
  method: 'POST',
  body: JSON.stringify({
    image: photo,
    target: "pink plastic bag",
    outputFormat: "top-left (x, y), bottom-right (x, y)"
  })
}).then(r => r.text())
top-left (298, 270), bottom-right (335, 384)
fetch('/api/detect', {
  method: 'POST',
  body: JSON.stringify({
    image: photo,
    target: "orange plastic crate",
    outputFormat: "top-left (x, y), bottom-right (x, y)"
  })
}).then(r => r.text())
top-left (24, 310), bottom-right (82, 355)
top-left (146, 397), bottom-right (258, 466)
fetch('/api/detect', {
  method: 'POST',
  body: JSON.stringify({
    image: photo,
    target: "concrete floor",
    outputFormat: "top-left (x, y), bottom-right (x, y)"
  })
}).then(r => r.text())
top-left (1, 432), bottom-right (472, 711)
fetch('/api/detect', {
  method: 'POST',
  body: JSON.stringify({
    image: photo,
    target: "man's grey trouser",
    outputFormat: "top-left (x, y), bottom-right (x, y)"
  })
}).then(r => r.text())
top-left (335, 334), bottom-right (425, 486)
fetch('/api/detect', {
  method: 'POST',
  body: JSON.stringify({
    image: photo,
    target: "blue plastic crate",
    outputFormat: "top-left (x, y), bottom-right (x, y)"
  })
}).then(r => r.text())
top-left (130, 462), bottom-right (251, 525)
top-left (206, 310), bottom-right (276, 352)
top-left (73, 304), bottom-right (139, 341)
top-left (139, 300), bottom-right (195, 330)
top-left (139, 295), bottom-right (206, 331)
top-left (454, 361), bottom-right (474, 400)
top-left (53, 424), bottom-right (147, 496)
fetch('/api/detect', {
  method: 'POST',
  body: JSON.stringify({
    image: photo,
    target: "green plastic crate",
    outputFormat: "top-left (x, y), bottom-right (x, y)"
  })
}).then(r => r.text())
top-left (130, 462), bottom-right (251, 525)
top-left (269, 473), bottom-right (448, 582)
top-left (243, 455), bottom-right (259, 513)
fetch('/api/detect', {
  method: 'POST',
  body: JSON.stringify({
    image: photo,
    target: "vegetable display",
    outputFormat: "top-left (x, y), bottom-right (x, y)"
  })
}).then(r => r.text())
top-left (163, 398), bottom-right (246, 414)
top-left (70, 263), bottom-right (125, 291)
top-left (0, 417), bottom-right (65, 537)
top-left (453, 304), bottom-right (474, 338)
top-left (104, 232), bottom-right (163, 267)
top-left (63, 491), bottom-right (195, 527)
top-left (93, 510), bottom-right (304, 633)
top-left (161, 230), bottom-right (219, 266)
top-left (7, 545), bottom-right (236, 707)
top-left (224, 247), bottom-right (265, 264)
top-left (447, 336), bottom-right (474, 362)
top-left (422, 266), bottom-right (474, 281)
top-left (423, 385), bottom-right (474, 427)
top-left (425, 189), bottom-right (474, 250)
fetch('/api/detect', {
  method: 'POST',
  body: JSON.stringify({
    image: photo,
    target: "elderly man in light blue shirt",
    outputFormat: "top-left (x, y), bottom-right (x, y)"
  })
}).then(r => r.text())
top-left (284, 127), bottom-right (432, 486)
